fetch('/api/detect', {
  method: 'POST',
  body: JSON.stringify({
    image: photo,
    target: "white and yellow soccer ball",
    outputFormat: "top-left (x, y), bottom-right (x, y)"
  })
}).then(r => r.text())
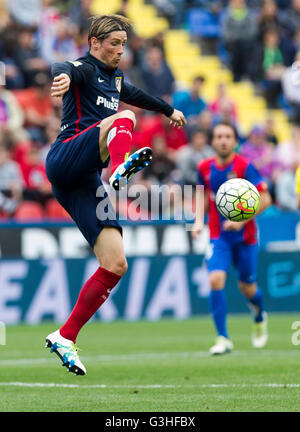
top-left (215, 178), bottom-right (260, 222)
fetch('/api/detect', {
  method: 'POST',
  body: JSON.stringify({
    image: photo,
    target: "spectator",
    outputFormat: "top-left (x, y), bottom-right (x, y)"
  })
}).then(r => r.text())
top-left (282, 50), bottom-right (300, 124)
top-left (176, 129), bottom-right (215, 185)
top-left (275, 161), bottom-right (299, 210)
top-left (14, 71), bottom-right (55, 142)
top-left (187, 109), bottom-right (214, 143)
top-left (14, 26), bottom-right (49, 87)
top-left (39, 116), bottom-right (61, 163)
top-left (37, 0), bottom-right (60, 64)
top-left (274, 126), bottom-right (300, 170)
top-left (20, 145), bottom-right (52, 205)
top-left (257, 0), bottom-right (287, 41)
top-left (118, 48), bottom-right (146, 89)
top-left (174, 76), bottom-right (207, 122)
top-left (48, 17), bottom-right (81, 63)
top-left (264, 116), bottom-right (279, 146)
top-left (0, 20), bottom-right (25, 88)
top-left (149, 32), bottom-right (166, 56)
top-left (71, 0), bottom-right (93, 33)
top-left (153, 0), bottom-right (185, 29)
top-left (141, 45), bottom-right (175, 99)
top-left (0, 84), bottom-right (24, 134)
top-left (254, 27), bottom-right (286, 108)
top-left (258, 0), bottom-right (295, 64)
top-left (0, 191), bottom-right (18, 216)
top-left (73, 25), bottom-right (89, 58)
top-left (240, 126), bottom-right (276, 191)
top-left (223, 0), bottom-right (257, 81)
top-left (142, 134), bottom-right (176, 184)
top-left (282, 0), bottom-right (300, 38)
top-left (212, 98), bottom-right (238, 126)
top-left (128, 33), bottom-right (146, 67)
top-left (0, 144), bottom-right (23, 201)
top-left (7, 0), bottom-right (42, 27)
top-left (210, 82), bottom-right (238, 123)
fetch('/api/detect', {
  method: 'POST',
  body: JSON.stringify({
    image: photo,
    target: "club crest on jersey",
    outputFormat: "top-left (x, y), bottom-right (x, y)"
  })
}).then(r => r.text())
top-left (227, 171), bottom-right (237, 179)
top-left (115, 77), bottom-right (122, 93)
top-left (69, 61), bottom-right (82, 67)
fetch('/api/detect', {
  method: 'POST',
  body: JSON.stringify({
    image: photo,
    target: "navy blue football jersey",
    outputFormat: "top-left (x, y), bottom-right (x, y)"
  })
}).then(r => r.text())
top-left (52, 52), bottom-right (174, 141)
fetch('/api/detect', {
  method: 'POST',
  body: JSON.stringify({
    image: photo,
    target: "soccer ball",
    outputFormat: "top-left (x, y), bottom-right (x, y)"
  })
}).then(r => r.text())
top-left (215, 178), bottom-right (260, 221)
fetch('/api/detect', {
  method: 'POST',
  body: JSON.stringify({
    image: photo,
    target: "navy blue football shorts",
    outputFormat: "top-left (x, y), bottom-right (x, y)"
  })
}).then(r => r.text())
top-left (206, 238), bottom-right (258, 284)
top-left (46, 122), bottom-right (122, 248)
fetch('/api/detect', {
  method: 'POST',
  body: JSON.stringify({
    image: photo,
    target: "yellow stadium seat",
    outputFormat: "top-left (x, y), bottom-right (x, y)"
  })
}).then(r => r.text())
top-left (91, 0), bottom-right (121, 15)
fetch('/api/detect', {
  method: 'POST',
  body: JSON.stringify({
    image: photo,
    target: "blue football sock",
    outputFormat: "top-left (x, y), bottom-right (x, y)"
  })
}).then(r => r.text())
top-left (248, 286), bottom-right (264, 323)
top-left (209, 289), bottom-right (228, 338)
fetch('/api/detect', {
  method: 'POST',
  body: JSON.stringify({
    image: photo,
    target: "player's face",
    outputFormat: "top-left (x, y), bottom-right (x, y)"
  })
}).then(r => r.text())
top-left (98, 31), bottom-right (127, 68)
top-left (212, 125), bottom-right (237, 159)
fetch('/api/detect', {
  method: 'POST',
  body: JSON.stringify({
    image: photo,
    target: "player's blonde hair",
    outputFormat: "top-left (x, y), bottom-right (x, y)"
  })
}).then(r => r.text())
top-left (88, 14), bottom-right (132, 47)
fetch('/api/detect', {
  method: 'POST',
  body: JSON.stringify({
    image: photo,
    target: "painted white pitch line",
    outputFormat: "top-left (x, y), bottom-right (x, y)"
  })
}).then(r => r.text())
top-left (0, 382), bottom-right (300, 389)
top-left (0, 349), bottom-right (299, 367)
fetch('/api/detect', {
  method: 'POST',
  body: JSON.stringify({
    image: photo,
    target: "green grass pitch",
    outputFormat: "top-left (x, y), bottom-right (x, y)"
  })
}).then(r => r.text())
top-left (0, 314), bottom-right (299, 412)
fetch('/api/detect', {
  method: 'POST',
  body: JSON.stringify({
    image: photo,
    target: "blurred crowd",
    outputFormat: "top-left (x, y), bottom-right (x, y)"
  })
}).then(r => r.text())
top-left (0, 0), bottom-right (299, 221)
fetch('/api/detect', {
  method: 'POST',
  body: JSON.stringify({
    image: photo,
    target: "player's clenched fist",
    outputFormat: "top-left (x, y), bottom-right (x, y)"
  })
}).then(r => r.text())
top-left (169, 109), bottom-right (186, 129)
top-left (51, 73), bottom-right (71, 97)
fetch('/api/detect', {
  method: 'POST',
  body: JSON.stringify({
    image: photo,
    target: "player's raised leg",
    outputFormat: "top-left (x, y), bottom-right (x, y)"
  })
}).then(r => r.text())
top-left (97, 109), bottom-right (152, 190)
top-left (209, 271), bottom-right (233, 355)
top-left (46, 227), bottom-right (126, 375)
top-left (239, 281), bottom-right (268, 348)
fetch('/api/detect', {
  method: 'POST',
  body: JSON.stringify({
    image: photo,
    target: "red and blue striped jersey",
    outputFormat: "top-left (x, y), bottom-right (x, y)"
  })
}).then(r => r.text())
top-left (197, 153), bottom-right (268, 245)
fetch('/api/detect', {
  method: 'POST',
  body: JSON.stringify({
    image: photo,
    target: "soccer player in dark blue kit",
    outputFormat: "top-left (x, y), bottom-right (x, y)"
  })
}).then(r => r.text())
top-left (45, 14), bottom-right (186, 375)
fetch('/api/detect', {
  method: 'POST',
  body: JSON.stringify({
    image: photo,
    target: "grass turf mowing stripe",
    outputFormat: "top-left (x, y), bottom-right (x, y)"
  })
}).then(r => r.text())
top-left (0, 349), bottom-right (299, 366)
top-left (0, 382), bottom-right (300, 389)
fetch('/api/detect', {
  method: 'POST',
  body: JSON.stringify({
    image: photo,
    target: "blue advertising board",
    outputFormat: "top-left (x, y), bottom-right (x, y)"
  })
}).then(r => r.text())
top-left (1, 252), bottom-right (300, 324)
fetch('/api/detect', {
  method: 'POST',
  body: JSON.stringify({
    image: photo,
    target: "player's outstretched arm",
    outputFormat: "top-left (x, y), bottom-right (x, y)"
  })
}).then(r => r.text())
top-left (120, 82), bottom-right (186, 128)
top-left (51, 73), bottom-right (71, 97)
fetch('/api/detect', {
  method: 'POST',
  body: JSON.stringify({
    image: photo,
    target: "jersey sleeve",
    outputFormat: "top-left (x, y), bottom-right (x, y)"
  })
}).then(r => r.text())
top-left (120, 81), bottom-right (174, 117)
top-left (51, 60), bottom-right (95, 85)
top-left (296, 166), bottom-right (300, 194)
top-left (245, 162), bottom-right (268, 192)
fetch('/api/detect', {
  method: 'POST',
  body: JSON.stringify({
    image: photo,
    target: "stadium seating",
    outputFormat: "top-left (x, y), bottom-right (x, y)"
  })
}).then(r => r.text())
top-left (45, 198), bottom-right (71, 220)
top-left (14, 202), bottom-right (44, 221)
